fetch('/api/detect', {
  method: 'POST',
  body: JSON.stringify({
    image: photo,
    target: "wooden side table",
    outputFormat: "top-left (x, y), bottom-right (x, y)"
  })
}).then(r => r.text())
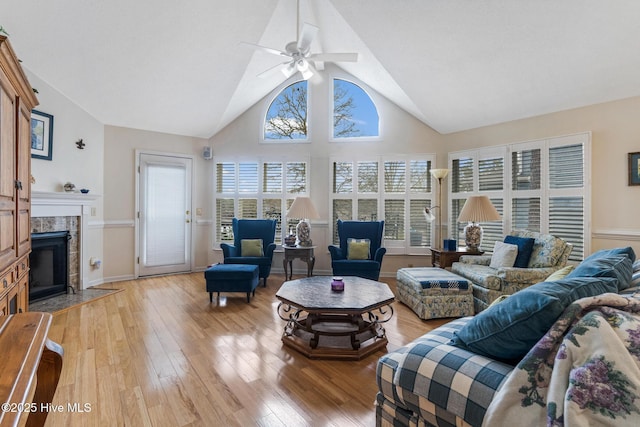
top-left (428, 247), bottom-right (484, 269)
top-left (282, 245), bottom-right (316, 280)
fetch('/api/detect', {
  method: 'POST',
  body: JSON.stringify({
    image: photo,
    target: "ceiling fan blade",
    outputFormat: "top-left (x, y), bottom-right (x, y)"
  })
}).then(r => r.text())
top-left (241, 41), bottom-right (289, 58)
top-left (297, 22), bottom-right (319, 53)
top-left (309, 52), bottom-right (359, 63)
top-left (257, 61), bottom-right (292, 79)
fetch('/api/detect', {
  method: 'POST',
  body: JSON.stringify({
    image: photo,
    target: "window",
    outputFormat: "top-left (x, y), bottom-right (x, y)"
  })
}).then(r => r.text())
top-left (214, 159), bottom-right (309, 244)
top-left (448, 133), bottom-right (590, 261)
top-left (330, 155), bottom-right (435, 252)
top-left (264, 81), bottom-right (308, 140)
top-left (333, 79), bottom-right (379, 139)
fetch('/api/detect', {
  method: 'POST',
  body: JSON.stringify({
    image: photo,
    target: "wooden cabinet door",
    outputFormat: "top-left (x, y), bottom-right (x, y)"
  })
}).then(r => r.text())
top-left (0, 73), bottom-right (17, 269)
top-left (16, 102), bottom-right (31, 258)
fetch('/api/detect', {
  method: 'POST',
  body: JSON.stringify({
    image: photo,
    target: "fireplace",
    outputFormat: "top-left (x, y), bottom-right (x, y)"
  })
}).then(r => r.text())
top-left (29, 231), bottom-right (70, 302)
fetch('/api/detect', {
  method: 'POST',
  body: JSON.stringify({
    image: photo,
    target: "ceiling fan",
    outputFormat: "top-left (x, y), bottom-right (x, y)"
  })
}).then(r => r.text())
top-left (243, 0), bottom-right (359, 80)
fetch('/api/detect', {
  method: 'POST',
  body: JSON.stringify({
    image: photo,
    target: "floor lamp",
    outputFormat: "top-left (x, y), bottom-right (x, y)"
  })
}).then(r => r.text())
top-left (423, 168), bottom-right (449, 248)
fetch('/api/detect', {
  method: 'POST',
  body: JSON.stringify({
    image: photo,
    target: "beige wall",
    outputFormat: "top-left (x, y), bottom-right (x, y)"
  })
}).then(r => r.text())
top-left (102, 126), bottom-right (211, 281)
top-left (27, 70), bottom-right (105, 286)
top-left (443, 96), bottom-right (640, 257)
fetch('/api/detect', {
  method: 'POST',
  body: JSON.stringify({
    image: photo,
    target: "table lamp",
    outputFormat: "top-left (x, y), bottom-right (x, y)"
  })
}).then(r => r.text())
top-left (457, 195), bottom-right (501, 251)
top-left (286, 196), bottom-right (320, 246)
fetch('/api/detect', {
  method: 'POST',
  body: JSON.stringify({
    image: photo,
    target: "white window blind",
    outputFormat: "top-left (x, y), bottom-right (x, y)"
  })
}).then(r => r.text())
top-left (449, 133), bottom-right (590, 259)
top-left (330, 155), bottom-right (436, 251)
top-left (214, 159), bottom-right (309, 245)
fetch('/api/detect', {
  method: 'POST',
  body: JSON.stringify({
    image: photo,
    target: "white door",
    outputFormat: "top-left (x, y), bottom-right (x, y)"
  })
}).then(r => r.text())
top-left (138, 153), bottom-right (192, 276)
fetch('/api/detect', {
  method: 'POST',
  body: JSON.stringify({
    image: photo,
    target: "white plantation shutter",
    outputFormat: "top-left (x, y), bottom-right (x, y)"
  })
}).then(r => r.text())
top-left (512, 198), bottom-right (541, 232)
top-left (410, 199), bottom-right (431, 246)
top-left (550, 197), bottom-right (584, 260)
top-left (384, 199), bottom-right (405, 240)
top-left (330, 155), bottom-right (436, 250)
top-left (333, 162), bottom-right (353, 193)
top-left (216, 198), bottom-right (235, 241)
top-left (214, 159), bottom-right (309, 245)
top-left (549, 144), bottom-right (583, 189)
top-left (384, 161), bottom-right (406, 193)
top-left (548, 140), bottom-right (586, 261)
top-left (357, 199), bottom-right (378, 222)
top-left (358, 161), bottom-right (378, 193)
top-left (263, 162), bottom-right (282, 193)
top-left (286, 162), bottom-right (307, 193)
top-left (451, 198), bottom-right (466, 245)
top-left (479, 158), bottom-right (503, 191)
top-left (512, 148), bottom-right (541, 190)
top-left (452, 157), bottom-right (473, 193)
top-left (480, 198), bottom-right (504, 248)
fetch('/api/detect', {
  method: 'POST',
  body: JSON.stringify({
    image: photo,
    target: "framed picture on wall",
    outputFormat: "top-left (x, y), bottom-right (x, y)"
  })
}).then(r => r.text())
top-left (629, 152), bottom-right (640, 186)
top-left (31, 110), bottom-right (54, 160)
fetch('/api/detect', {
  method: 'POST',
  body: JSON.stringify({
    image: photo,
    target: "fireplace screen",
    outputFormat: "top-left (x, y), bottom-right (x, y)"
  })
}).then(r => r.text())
top-left (29, 231), bottom-right (70, 301)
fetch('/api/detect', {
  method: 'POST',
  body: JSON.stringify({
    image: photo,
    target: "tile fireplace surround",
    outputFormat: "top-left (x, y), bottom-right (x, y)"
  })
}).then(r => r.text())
top-left (31, 191), bottom-right (99, 292)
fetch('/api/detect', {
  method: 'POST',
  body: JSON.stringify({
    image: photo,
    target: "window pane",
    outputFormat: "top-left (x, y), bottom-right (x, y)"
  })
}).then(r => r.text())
top-left (263, 199), bottom-right (282, 244)
top-left (216, 198), bottom-right (234, 241)
top-left (549, 197), bottom-right (584, 261)
top-left (333, 79), bottom-right (379, 138)
top-left (512, 149), bottom-right (541, 190)
top-left (238, 199), bottom-right (257, 219)
top-left (332, 199), bottom-right (353, 243)
top-left (265, 81), bottom-right (307, 140)
top-left (410, 160), bottom-right (431, 193)
top-left (384, 161), bottom-right (406, 193)
top-left (284, 199), bottom-right (297, 236)
top-left (238, 163), bottom-right (258, 193)
top-left (216, 162), bottom-right (235, 193)
top-left (333, 162), bottom-right (353, 193)
top-left (479, 158), bottom-right (503, 191)
top-left (384, 199), bottom-right (405, 240)
top-left (263, 162), bottom-right (283, 193)
top-left (410, 200), bottom-right (431, 247)
top-left (549, 144), bottom-right (583, 189)
top-left (452, 157), bottom-right (474, 193)
top-left (357, 199), bottom-right (378, 221)
top-left (512, 198), bottom-right (541, 232)
top-left (287, 162), bottom-right (307, 193)
top-left (358, 161), bottom-right (378, 193)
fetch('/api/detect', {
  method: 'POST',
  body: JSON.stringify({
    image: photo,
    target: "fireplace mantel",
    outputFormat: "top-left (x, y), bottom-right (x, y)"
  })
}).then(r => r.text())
top-left (31, 191), bottom-right (101, 290)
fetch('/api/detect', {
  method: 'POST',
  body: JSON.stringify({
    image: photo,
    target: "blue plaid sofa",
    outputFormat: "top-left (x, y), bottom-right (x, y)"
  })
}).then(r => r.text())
top-left (375, 318), bottom-right (514, 427)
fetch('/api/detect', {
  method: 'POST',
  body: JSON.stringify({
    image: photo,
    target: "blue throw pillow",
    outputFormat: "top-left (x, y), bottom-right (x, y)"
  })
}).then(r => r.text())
top-left (567, 254), bottom-right (633, 291)
top-left (579, 247), bottom-right (636, 264)
top-left (450, 276), bottom-right (619, 362)
top-left (503, 236), bottom-right (536, 268)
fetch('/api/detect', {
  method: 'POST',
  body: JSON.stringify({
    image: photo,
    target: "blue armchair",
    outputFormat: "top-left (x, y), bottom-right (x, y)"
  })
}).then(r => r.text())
top-left (221, 218), bottom-right (277, 287)
top-left (328, 220), bottom-right (387, 281)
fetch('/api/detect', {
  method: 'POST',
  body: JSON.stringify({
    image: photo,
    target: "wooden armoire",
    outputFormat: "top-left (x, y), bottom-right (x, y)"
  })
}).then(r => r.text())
top-left (0, 35), bottom-right (38, 315)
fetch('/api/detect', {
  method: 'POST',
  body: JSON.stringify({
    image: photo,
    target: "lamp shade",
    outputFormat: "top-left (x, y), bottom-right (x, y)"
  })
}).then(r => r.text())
top-left (457, 196), bottom-right (501, 223)
top-left (431, 168), bottom-right (450, 180)
top-left (287, 196), bottom-right (320, 220)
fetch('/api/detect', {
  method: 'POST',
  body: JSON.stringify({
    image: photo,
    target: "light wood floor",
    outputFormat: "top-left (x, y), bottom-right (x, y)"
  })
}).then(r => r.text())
top-left (46, 273), bottom-right (449, 427)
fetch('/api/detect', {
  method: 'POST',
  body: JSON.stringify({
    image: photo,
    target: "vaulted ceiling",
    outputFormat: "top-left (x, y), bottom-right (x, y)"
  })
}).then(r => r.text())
top-left (3, 0), bottom-right (639, 138)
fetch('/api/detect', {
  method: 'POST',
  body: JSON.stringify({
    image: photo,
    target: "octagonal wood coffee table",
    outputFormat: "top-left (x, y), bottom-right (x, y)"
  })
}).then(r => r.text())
top-left (275, 276), bottom-right (395, 360)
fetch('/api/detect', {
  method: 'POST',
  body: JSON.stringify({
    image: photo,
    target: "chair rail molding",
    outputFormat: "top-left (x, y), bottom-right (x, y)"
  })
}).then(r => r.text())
top-left (592, 229), bottom-right (640, 241)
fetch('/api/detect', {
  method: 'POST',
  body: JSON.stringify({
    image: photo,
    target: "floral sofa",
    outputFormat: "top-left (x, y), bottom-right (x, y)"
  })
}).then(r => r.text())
top-left (451, 230), bottom-right (573, 312)
top-left (376, 247), bottom-right (640, 427)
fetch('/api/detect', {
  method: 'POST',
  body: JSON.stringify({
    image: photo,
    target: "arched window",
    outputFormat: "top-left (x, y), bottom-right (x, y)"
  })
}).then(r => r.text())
top-left (264, 81), bottom-right (308, 141)
top-left (333, 79), bottom-right (379, 139)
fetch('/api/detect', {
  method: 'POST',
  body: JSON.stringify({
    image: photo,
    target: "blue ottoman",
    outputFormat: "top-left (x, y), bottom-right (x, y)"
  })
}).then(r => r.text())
top-left (204, 264), bottom-right (259, 303)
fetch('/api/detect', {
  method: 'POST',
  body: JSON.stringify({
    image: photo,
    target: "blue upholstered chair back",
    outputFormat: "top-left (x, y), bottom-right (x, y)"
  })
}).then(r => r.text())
top-left (232, 218), bottom-right (277, 247)
top-left (337, 219), bottom-right (385, 258)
